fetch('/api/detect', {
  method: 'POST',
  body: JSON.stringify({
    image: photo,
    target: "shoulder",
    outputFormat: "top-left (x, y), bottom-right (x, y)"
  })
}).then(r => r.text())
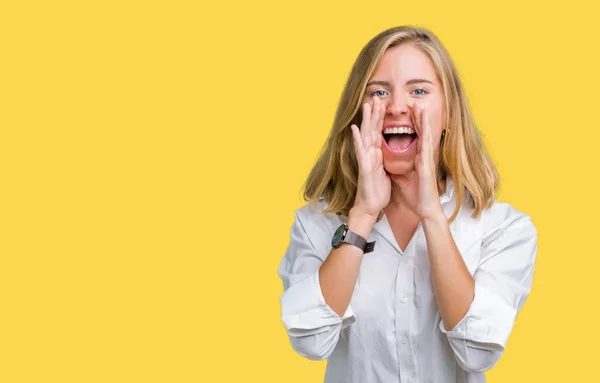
top-left (292, 199), bottom-right (345, 256)
top-left (478, 199), bottom-right (538, 249)
top-left (294, 199), bottom-right (344, 233)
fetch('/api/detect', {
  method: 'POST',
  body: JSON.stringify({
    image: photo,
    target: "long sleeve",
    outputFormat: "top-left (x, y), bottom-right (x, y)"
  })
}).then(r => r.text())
top-left (277, 210), bottom-right (356, 360)
top-left (440, 210), bottom-right (538, 372)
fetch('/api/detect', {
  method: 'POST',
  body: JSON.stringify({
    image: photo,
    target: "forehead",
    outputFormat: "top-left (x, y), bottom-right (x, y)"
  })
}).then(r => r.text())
top-left (370, 44), bottom-right (438, 83)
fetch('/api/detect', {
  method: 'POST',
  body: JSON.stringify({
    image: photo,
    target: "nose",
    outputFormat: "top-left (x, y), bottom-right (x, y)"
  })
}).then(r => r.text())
top-left (385, 94), bottom-right (413, 117)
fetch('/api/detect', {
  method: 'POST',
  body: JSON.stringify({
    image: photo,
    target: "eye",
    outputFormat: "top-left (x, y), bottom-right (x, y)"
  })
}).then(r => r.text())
top-left (371, 90), bottom-right (388, 97)
top-left (412, 88), bottom-right (428, 96)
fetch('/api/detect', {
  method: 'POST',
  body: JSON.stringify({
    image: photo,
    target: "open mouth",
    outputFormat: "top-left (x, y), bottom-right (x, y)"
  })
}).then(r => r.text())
top-left (383, 127), bottom-right (418, 151)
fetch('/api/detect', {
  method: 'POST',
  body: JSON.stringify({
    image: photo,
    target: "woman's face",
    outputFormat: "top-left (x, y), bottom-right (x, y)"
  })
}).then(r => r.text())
top-left (363, 43), bottom-right (446, 176)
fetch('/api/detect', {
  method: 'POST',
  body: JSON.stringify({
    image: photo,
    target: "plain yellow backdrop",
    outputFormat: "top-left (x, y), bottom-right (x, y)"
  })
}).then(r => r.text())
top-left (1, 0), bottom-right (599, 381)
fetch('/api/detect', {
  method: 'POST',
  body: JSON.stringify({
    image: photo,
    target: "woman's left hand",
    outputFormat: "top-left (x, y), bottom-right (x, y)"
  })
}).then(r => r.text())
top-left (389, 104), bottom-right (444, 221)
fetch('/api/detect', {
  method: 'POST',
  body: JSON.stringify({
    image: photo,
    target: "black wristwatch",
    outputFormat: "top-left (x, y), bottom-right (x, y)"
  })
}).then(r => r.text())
top-left (331, 223), bottom-right (375, 253)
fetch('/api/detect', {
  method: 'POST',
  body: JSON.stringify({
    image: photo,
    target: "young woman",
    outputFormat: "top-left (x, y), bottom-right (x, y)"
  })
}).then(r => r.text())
top-left (277, 26), bottom-right (538, 383)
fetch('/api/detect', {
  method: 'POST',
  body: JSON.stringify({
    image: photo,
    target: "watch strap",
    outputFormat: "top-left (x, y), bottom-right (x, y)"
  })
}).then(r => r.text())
top-left (344, 227), bottom-right (376, 253)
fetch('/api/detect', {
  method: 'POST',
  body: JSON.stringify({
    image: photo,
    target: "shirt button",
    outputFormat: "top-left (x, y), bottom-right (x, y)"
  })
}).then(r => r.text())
top-left (400, 296), bottom-right (408, 303)
top-left (400, 336), bottom-right (408, 344)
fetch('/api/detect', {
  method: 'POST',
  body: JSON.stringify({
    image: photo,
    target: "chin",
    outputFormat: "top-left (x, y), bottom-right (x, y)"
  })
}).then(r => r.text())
top-left (383, 158), bottom-right (415, 176)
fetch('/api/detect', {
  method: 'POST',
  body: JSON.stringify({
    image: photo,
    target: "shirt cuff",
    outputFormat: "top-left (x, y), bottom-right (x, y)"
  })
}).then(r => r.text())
top-left (439, 282), bottom-right (517, 351)
top-left (281, 270), bottom-right (356, 337)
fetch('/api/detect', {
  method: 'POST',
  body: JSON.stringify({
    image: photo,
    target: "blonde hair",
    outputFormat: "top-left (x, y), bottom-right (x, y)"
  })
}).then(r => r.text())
top-left (303, 25), bottom-right (499, 223)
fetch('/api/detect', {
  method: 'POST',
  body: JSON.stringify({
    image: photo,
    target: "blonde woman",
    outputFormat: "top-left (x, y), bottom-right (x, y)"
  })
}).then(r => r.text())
top-left (277, 26), bottom-right (538, 382)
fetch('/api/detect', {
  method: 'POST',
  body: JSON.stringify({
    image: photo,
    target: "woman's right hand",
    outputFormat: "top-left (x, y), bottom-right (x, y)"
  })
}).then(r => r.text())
top-left (350, 96), bottom-right (391, 220)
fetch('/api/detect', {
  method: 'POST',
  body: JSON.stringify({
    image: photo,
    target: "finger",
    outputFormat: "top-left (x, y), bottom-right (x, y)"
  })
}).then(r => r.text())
top-left (372, 97), bottom-right (380, 125)
top-left (425, 107), bottom-right (435, 164)
top-left (371, 100), bottom-right (385, 149)
top-left (418, 105), bottom-right (425, 156)
top-left (416, 103), bottom-right (423, 138)
top-left (351, 124), bottom-right (367, 171)
top-left (376, 143), bottom-right (382, 165)
top-left (364, 127), bottom-right (372, 149)
top-left (422, 105), bottom-right (432, 154)
top-left (369, 97), bottom-right (380, 146)
top-left (420, 105), bottom-right (435, 170)
top-left (351, 124), bottom-right (364, 153)
top-left (421, 104), bottom-right (429, 138)
top-left (361, 101), bottom-right (372, 142)
top-left (409, 103), bottom-right (419, 137)
top-left (375, 98), bottom-right (386, 148)
top-left (377, 100), bottom-right (386, 137)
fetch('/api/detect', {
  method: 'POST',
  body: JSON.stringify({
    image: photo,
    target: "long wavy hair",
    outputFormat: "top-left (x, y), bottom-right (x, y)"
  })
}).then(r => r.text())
top-left (303, 25), bottom-right (499, 223)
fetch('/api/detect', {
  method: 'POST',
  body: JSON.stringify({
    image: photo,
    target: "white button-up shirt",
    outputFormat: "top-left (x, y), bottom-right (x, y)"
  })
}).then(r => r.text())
top-left (277, 176), bottom-right (538, 383)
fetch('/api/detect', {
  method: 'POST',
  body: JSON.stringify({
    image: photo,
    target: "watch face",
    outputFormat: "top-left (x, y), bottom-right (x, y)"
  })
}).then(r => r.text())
top-left (331, 224), bottom-right (346, 248)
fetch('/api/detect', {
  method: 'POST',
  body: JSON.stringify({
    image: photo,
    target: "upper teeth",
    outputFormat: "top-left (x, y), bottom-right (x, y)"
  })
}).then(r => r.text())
top-left (383, 127), bottom-right (415, 134)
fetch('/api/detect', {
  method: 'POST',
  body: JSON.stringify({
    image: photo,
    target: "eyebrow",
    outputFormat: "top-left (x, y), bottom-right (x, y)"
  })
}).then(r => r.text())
top-left (366, 78), bottom-right (434, 87)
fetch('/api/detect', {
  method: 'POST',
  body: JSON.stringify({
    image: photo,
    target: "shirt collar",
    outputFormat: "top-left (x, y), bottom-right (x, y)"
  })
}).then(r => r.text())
top-left (440, 173), bottom-right (456, 204)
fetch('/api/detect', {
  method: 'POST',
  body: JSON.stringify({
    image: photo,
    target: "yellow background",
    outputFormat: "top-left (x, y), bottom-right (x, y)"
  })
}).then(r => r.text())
top-left (1, 0), bottom-right (598, 381)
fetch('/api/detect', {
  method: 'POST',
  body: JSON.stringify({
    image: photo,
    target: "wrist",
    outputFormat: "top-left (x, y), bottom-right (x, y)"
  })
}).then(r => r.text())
top-left (421, 209), bottom-right (447, 227)
top-left (347, 207), bottom-right (378, 239)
